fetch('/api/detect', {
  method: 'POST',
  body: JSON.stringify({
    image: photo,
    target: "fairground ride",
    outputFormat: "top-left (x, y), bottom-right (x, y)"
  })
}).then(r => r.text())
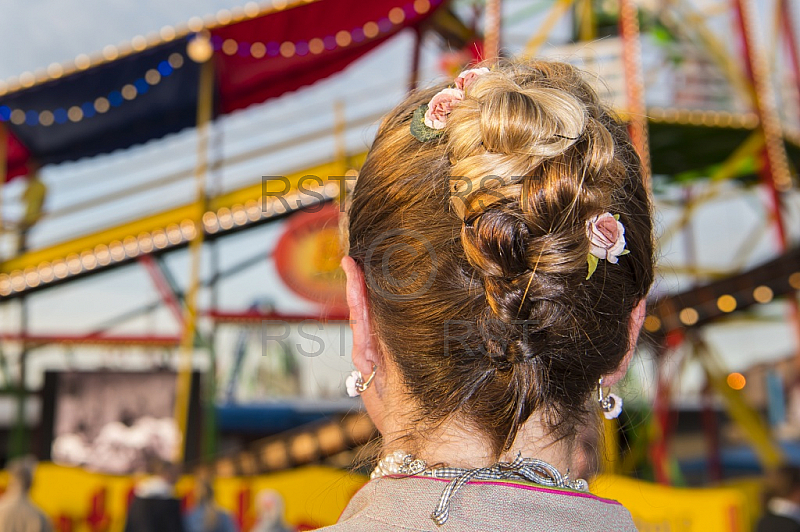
top-left (0, 0), bottom-right (798, 499)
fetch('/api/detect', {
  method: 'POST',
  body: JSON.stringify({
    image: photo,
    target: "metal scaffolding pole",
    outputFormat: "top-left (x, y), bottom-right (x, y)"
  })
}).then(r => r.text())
top-left (484, 0), bottom-right (502, 61)
top-left (174, 49), bottom-right (214, 462)
top-left (735, 0), bottom-right (800, 365)
top-left (619, 0), bottom-right (651, 185)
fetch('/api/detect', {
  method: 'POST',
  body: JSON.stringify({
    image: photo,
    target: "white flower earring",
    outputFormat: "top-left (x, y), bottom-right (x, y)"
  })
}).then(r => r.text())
top-left (598, 378), bottom-right (623, 420)
top-left (346, 364), bottom-right (377, 397)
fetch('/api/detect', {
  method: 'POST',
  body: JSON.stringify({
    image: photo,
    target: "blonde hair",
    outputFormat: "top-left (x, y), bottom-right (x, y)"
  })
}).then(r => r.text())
top-left (345, 59), bottom-right (654, 455)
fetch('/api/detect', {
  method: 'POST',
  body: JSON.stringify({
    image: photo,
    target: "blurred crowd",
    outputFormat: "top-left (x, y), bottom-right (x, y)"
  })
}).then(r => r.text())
top-left (0, 457), bottom-right (294, 532)
top-left (756, 465), bottom-right (800, 532)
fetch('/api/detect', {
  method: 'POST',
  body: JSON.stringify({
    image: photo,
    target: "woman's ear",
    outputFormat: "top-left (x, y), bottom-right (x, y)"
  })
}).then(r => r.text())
top-left (341, 256), bottom-right (379, 375)
top-left (342, 256), bottom-right (394, 434)
top-left (602, 298), bottom-right (647, 387)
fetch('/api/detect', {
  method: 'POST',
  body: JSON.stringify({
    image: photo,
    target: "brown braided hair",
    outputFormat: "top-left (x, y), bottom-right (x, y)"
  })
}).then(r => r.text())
top-left (344, 59), bottom-right (654, 456)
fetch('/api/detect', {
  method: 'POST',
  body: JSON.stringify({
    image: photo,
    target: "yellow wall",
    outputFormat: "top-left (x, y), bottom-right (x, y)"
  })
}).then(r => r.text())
top-left (0, 463), bottom-right (366, 531)
top-left (0, 465), bottom-right (759, 531)
top-left (592, 474), bottom-right (754, 532)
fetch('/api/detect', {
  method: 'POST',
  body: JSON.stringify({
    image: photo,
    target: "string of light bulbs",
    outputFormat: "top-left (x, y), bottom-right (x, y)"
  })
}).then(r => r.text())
top-left (0, 0), bottom-right (437, 101)
top-left (0, 53), bottom-right (186, 127)
top-left (0, 0), bottom-right (437, 128)
top-left (206, 0), bottom-right (436, 60)
top-left (0, 0), bottom-right (320, 97)
top-left (0, 180), bottom-right (344, 297)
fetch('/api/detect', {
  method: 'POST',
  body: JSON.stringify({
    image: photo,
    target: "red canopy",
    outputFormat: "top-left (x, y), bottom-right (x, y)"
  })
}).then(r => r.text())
top-left (1, 0), bottom-right (443, 180)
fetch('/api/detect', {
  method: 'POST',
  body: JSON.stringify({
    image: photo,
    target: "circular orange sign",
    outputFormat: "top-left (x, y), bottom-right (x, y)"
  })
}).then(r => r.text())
top-left (273, 203), bottom-right (348, 314)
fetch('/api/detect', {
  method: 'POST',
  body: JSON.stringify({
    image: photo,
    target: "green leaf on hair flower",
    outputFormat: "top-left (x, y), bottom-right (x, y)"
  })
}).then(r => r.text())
top-left (620, 249), bottom-right (630, 255)
top-left (586, 254), bottom-right (599, 280)
top-left (410, 104), bottom-right (443, 142)
top-left (613, 214), bottom-right (620, 220)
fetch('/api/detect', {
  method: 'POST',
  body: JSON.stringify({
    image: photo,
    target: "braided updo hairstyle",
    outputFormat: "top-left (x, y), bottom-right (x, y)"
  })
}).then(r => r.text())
top-left (344, 59), bottom-right (654, 456)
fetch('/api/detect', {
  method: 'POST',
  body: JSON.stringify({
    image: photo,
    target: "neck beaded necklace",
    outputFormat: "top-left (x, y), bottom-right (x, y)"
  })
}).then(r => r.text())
top-left (371, 450), bottom-right (589, 526)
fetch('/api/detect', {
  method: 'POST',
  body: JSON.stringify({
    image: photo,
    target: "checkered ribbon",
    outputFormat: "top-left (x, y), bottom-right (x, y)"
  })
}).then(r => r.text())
top-left (428, 453), bottom-right (588, 526)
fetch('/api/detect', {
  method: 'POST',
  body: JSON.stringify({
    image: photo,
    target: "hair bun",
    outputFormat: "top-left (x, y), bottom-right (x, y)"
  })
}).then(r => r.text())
top-left (449, 74), bottom-right (586, 162)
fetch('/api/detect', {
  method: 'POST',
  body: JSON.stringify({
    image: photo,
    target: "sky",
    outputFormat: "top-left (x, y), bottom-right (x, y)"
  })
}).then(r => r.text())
top-left (0, 0), bottom-right (256, 79)
top-left (0, 0), bottom-right (799, 402)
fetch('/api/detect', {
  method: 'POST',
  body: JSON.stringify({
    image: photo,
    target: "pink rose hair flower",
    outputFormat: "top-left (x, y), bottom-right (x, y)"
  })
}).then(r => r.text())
top-left (424, 88), bottom-right (464, 130)
top-left (587, 212), bottom-right (626, 263)
top-left (411, 67), bottom-right (489, 140)
top-left (585, 212), bottom-right (629, 279)
top-left (455, 67), bottom-right (490, 91)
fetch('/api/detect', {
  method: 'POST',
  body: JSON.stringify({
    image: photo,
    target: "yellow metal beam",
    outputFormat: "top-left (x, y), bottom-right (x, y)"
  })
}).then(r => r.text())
top-left (709, 130), bottom-right (764, 181)
top-left (661, 1), bottom-right (756, 108)
top-left (0, 155), bottom-right (366, 276)
top-left (658, 130), bottom-right (764, 247)
top-left (577, 0), bottom-right (595, 42)
top-left (173, 56), bottom-right (214, 463)
top-left (523, 0), bottom-right (575, 58)
top-left (695, 338), bottom-right (784, 469)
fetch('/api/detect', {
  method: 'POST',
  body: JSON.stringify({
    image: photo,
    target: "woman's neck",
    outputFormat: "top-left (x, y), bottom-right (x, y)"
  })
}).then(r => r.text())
top-left (381, 414), bottom-right (573, 473)
top-left (370, 364), bottom-right (576, 475)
